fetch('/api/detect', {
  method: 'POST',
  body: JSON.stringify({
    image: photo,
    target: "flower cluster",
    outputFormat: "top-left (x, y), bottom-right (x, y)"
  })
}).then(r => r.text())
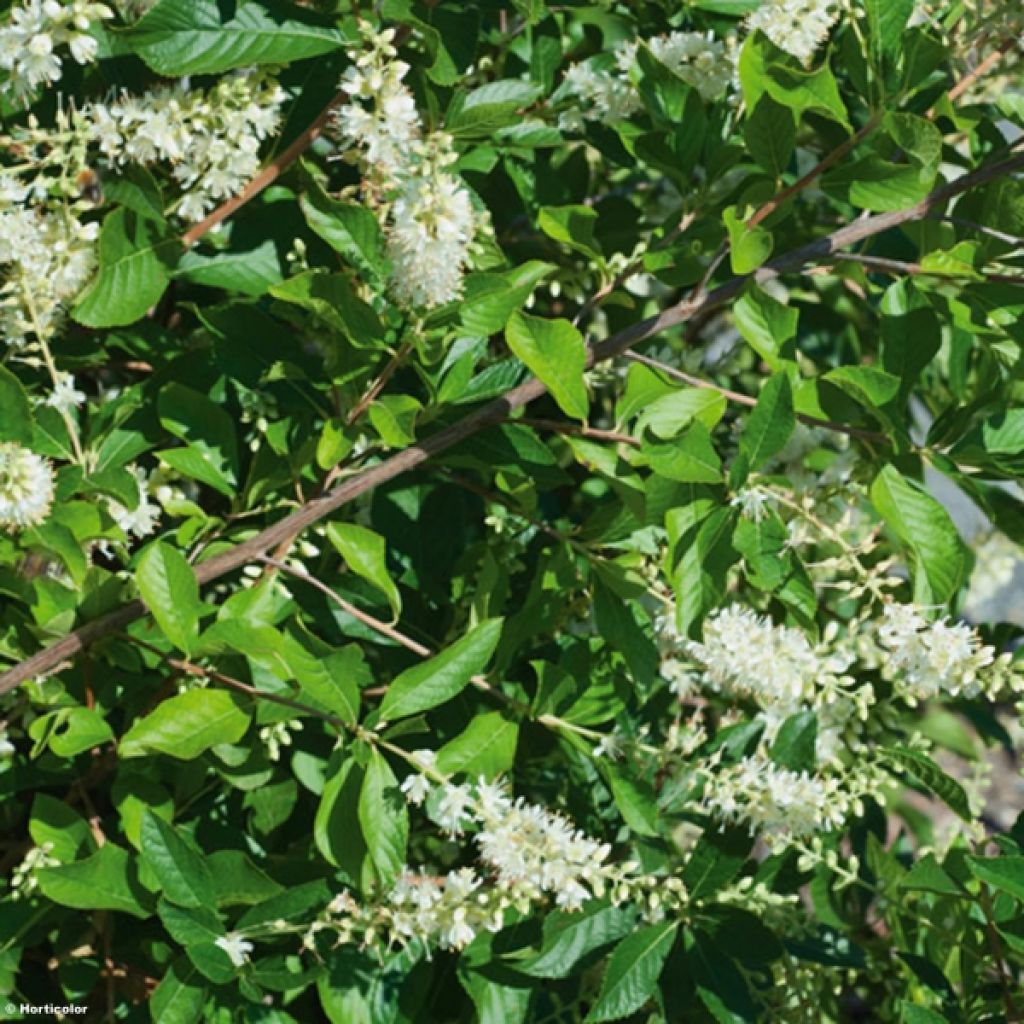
top-left (83, 73), bottom-right (286, 222)
top-left (875, 603), bottom-right (1014, 702)
top-left (746, 0), bottom-right (842, 64)
top-left (0, 442), bottom-right (55, 531)
top-left (9, 842), bottom-right (59, 898)
top-left (331, 24), bottom-right (484, 308)
top-left (563, 29), bottom-right (736, 126)
top-left (0, 0), bottom-right (112, 100)
top-left (700, 755), bottom-right (850, 843)
top-left (0, 198), bottom-right (99, 348)
top-left (320, 771), bottom-right (652, 953)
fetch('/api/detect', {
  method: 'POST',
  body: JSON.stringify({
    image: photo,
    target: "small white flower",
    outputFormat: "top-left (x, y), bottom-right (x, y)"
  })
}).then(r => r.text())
top-left (0, 726), bottom-right (15, 759)
top-left (214, 932), bottom-right (253, 968)
top-left (746, 0), bottom-right (841, 64)
top-left (0, 443), bottom-right (54, 531)
top-left (45, 372), bottom-right (86, 413)
top-left (400, 772), bottom-right (432, 806)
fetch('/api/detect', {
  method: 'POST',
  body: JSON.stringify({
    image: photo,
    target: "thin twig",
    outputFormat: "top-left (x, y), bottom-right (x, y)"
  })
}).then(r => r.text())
top-left (517, 417), bottom-right (640, 447)
top-left (256, 555), bottom-right (431, 657)
top-left (827, 251), bottom-right (1024, 283)
top-left (128, 633), bottom-right (348, 728)
top-left (943, 36), bottom-right (1018, 108)
top-left (625, 352), bottom-right (886, 443)
top-left (180, 91), bottom-right (346, 248)
top-left (2, 149), bottom-right (1022, 695)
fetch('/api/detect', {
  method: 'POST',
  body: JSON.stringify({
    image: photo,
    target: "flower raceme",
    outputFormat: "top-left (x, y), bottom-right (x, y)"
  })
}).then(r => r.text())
top-left (331, 24), bottom-right (483, 309)
top-left (0, 0), bottom-right (112, 100)
top-left (0, 442), bottom-right (54, 531)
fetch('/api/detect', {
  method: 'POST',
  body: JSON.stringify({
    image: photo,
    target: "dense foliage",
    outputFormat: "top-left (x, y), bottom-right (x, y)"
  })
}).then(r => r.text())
top-left (2, 0), bottom-right (1024, 1020)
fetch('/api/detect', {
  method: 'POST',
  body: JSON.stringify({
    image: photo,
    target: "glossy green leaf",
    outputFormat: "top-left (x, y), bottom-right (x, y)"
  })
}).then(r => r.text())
top-left (120, 690), bottom-right (250, 760)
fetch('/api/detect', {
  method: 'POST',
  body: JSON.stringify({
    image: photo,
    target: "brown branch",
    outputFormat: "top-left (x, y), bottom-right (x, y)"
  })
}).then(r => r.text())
top-left (2, 149), bottom-right (1022, 696)
top-left (829, 251), bottom-right (1024, 284)
top-left (943, 36), bottom-right (1018, 108)
top-left (180, 91), bottom-right (346, 248)
top-left (624, 352), bottom-right (886, 443)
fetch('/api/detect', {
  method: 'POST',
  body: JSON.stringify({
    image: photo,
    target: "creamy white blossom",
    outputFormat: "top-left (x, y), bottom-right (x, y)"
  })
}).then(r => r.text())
top-left (82, 74), bottom-right (287, 222)
top-left (746, 0), bottom-right (841, 64)
top-left (876, 603), bottom-right (1002, 700)
top-left (45, 372), bottom-right (86, 414)
top-left (0, 0), bottom-right (113, 99)
top-left (702, 755), bottom-right (848, 842)
top-left (106, 464), bottom-right (160, 539)
top-left (0, 442), bottom-right (54, 530)
top-left (214, 932), bottom-right (253, 967)
top-left (331, 24), bottom-right (482, 308)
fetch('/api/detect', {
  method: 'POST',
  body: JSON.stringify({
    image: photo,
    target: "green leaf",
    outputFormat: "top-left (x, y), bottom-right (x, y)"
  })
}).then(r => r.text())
top-left (447, 80), bottom-right (542, 136)
top-left (327, 522), bottom-right (402, 617)
top-left (158, 382), bottom-right (240, 481)
top-left (124, 0), bottom-right (345, 75)
top-left (723, 206), bottom-right (773, 274)
top-left (520, 901), bottom-right (639, 979)
top-left (48, 706), bottom-right (115, 758)
top-left (136, 542), bottom-right (203, 654)
top-left (683, 827), bottom-right (753, 900)
top-left (460, 969), bottom-right (531, 1024)
top-left (739, 373), bottom-right (795, 472)
top-left (150, 956), bottom-right (206, 1024)
top-left (882, 747), bottom-right (971, 821)
top-left (506, 312), bottom-right (589, 421)
top-left (301, 182), bottom-right (386, 280)
top-left (36, 844), bottom-right (151, 918)
top-left (635, 389), bottom-right (727, 439)
top-left (645, 423), bottom-right (723, 483)
top-left (967, 856), bottom-right (1024, 902)
top-left (315, 756), bottom-right (370, 878)
top-left (72, 209), bottom-right (179, 328)
top-left (825, 366), bottom-right (900, 412)
top-left (769, 710), bottom-right (818, 772)
top-left (378, 619), bottom-right (503, 722)
top-left (739, 34), bottom-right (849, 125)
top-left (140, 811), bottom-right (215, 909)
top-left (585, 921), bottom-right (678, 1022)
top-left (869, 466), bottom-right (968, 604)
top-left (865, 0), bottom-right (915, 61)
top-left (537, 205), bottom-right (603, 263)
top-left (30, 794), bottom-right (94, 863)
top-left (120, 690), bottom-right (250, 760)
top-left (0, 366), bottom-right (34, 444)
top-left (436, 712), bottom-right (518, 779)
top-left (606, 769), bottom-right (659, 837)
top-left (744, 96), bottom-right (796, 177)
top-left (287, 639), bottom-right (366, 726)
top-left (734, 286), bottom-right (798, 368)
top-left (358, 750), bottom-right (408, 886)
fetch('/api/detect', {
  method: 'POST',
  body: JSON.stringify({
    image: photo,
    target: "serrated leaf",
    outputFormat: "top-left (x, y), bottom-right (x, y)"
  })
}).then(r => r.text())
top-left (378, 619), bottom-right (503, 722)
top-left (328, 522), bottom-right (402, 617)
top-left (436, 712), bottom-right (518, 778)
top-left (0, 366), bottom-right (34, 444)
top-left (36, 844), bottom-right (151, 918)
top-left (149, 956), bottom-right (206, 1024)
top-left (358, 750), bottom-right (408, 886)
top-left (734, 286), bottom-right (798, 368)
top-left (682, 827), bottom-right (753, 900)
top-left (770, 710), bottom-right (817, 772)
top-left (883, 747), bottom-right (971, 821)
top-left (72, 209), bottom-right (179, 328)
top-left (301, 183), bottom-right (385, 279)
top-left (124, 0), bottom-right (345, 75)
top-left (740, 373), bottom-right (794, 473)
top-left (869, 466), bottom-right (968, 604)
top-left (120, 690), bottom-right (250, 760)
top-left (140, 810), bottom-right (215, 909)
top-left (520, 901), bottom-right (639, 979)
top-left (585, 921), bottom-right (678, 1022)
top-left (506, 312), bottom-right (589, 421)
top-left (136, 542), bottom-right (202, 654)
top-left (967, 855), bottom-right (1024, 902)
